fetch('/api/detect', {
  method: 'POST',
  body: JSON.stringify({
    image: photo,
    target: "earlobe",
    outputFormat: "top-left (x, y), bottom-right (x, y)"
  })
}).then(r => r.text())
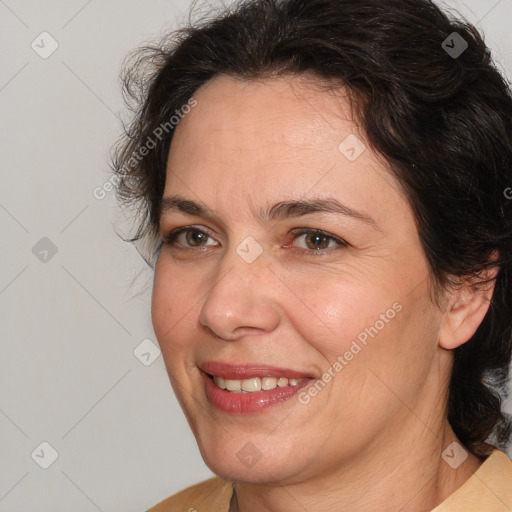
top-left (438, 269), bottom-right (498, 350)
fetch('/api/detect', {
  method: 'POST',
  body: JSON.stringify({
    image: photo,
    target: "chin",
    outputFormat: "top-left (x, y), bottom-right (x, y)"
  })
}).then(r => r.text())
top-left (205, 456), bottom-right (300, 485)
top-left (196, 430), bottom-right (309, 485)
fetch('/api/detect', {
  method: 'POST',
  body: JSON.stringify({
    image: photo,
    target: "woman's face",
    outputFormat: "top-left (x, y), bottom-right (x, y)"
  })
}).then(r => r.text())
top-left (152, 74), bottom-right (446, 484)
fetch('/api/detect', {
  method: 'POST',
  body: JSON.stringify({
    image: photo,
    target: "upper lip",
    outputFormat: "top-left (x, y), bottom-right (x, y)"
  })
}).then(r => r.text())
top-left (201, 361), bottom-right (314, 380)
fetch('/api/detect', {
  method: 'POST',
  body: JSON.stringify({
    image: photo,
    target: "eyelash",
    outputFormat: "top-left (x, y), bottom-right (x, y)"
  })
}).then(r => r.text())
top-left (160, 226), bottom-right (348, 256)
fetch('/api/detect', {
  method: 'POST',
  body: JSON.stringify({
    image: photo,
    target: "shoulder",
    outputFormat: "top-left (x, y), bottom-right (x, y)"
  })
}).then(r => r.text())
top-left (433, 449), bottom-right (512, 511)
top-left (146, 476), bottom-right (233, 512)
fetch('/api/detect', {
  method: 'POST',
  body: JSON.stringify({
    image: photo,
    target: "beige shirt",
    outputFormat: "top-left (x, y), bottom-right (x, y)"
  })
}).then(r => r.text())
top-left (147, 450), bottom-right (512, 512)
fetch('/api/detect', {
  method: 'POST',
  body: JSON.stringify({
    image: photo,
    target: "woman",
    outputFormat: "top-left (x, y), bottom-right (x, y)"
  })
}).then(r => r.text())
top-left (111, 0), bottom-right (512, 510)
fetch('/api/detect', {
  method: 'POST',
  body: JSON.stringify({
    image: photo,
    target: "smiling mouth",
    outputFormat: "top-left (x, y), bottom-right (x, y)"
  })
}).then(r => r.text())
top-left (199, 361), bottom-right (315, 413)
top-left (201, 371), bottom-right (314, 414)
top-left (206, 374), bottom-right (311, 393)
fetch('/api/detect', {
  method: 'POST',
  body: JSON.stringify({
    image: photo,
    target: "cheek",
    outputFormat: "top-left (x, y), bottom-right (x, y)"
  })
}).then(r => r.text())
top-left (284, 274), bottom-right (398, 363)
top-left (151, 260), bottom-right (197, 357)
top-left (298, 286), bottom-right (436, 431)
top-left (289, 270), bottom-right (435, 398)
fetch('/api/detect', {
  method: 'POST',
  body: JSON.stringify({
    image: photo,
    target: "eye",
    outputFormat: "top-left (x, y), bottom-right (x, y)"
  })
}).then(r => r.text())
top-left (288, 228), bottom-right (347, 253)
top-left (161, 226), bottom-right (347, 255)
top-left (162, 226), bottom-right (218, 248)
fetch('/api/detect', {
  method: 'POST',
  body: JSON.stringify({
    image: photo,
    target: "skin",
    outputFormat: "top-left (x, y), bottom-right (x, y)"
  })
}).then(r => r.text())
top-left (151, 74), bottom-right (495, 511)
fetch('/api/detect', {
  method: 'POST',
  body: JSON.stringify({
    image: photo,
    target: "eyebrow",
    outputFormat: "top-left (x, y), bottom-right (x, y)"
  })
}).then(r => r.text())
top-left (159, 195), bottom-right (379, 229)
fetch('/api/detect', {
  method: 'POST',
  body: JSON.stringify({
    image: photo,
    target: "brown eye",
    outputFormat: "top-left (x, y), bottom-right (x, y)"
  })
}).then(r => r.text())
top-left (303, 233), bottom-right (332, 250)
top-left (185, 230), bottom-right (210, 246)
top-left (291, 229), bottom-right (344, 252)
top-left (162, 227), bottom-right (218, 248)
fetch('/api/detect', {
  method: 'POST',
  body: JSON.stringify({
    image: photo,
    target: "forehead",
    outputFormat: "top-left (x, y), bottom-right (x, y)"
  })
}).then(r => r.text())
top-left (171, 74), bottom-right (356, 155)
top-left (164, 74), bottom-right (406, 223)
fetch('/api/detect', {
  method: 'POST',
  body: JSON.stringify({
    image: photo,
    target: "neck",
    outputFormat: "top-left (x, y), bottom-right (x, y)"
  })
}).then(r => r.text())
top-left (230, 420), bottom-right (483, 512)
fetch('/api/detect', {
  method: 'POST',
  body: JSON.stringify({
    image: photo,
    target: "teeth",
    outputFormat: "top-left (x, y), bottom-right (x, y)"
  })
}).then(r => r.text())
top-left (261, 377), bottom-right (277, 390)
top-left (241, 377), bottom-right (261, 392)
top-left (225, 379), bottom-right (241, 392)
top-left (213, 375), bottom-right (307, 392)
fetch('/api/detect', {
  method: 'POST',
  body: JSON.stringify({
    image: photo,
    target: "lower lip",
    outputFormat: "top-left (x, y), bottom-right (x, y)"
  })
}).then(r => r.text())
top-left (201, 371), bottom-right (313, 414)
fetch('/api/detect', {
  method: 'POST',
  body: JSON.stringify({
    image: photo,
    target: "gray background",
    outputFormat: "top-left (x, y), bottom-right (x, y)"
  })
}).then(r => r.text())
top-left (0, 1), bottom-right (511, 511)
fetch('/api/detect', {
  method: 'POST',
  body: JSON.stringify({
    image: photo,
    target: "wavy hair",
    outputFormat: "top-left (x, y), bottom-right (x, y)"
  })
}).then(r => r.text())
top-left (111, 0), bottom-right (512, 456)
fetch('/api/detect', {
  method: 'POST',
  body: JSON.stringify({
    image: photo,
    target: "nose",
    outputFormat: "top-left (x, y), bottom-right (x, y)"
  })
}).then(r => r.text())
top-left (198, 251), bottom-right (281, 341)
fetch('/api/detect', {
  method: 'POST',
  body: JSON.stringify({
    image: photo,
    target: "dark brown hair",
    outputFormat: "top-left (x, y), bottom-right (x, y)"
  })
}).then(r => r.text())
top-left (111, 0), bottom-right (512, 456)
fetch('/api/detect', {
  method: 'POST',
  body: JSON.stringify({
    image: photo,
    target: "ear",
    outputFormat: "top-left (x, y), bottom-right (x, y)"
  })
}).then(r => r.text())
top-left (438, 267), bottom-right (498, 350)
